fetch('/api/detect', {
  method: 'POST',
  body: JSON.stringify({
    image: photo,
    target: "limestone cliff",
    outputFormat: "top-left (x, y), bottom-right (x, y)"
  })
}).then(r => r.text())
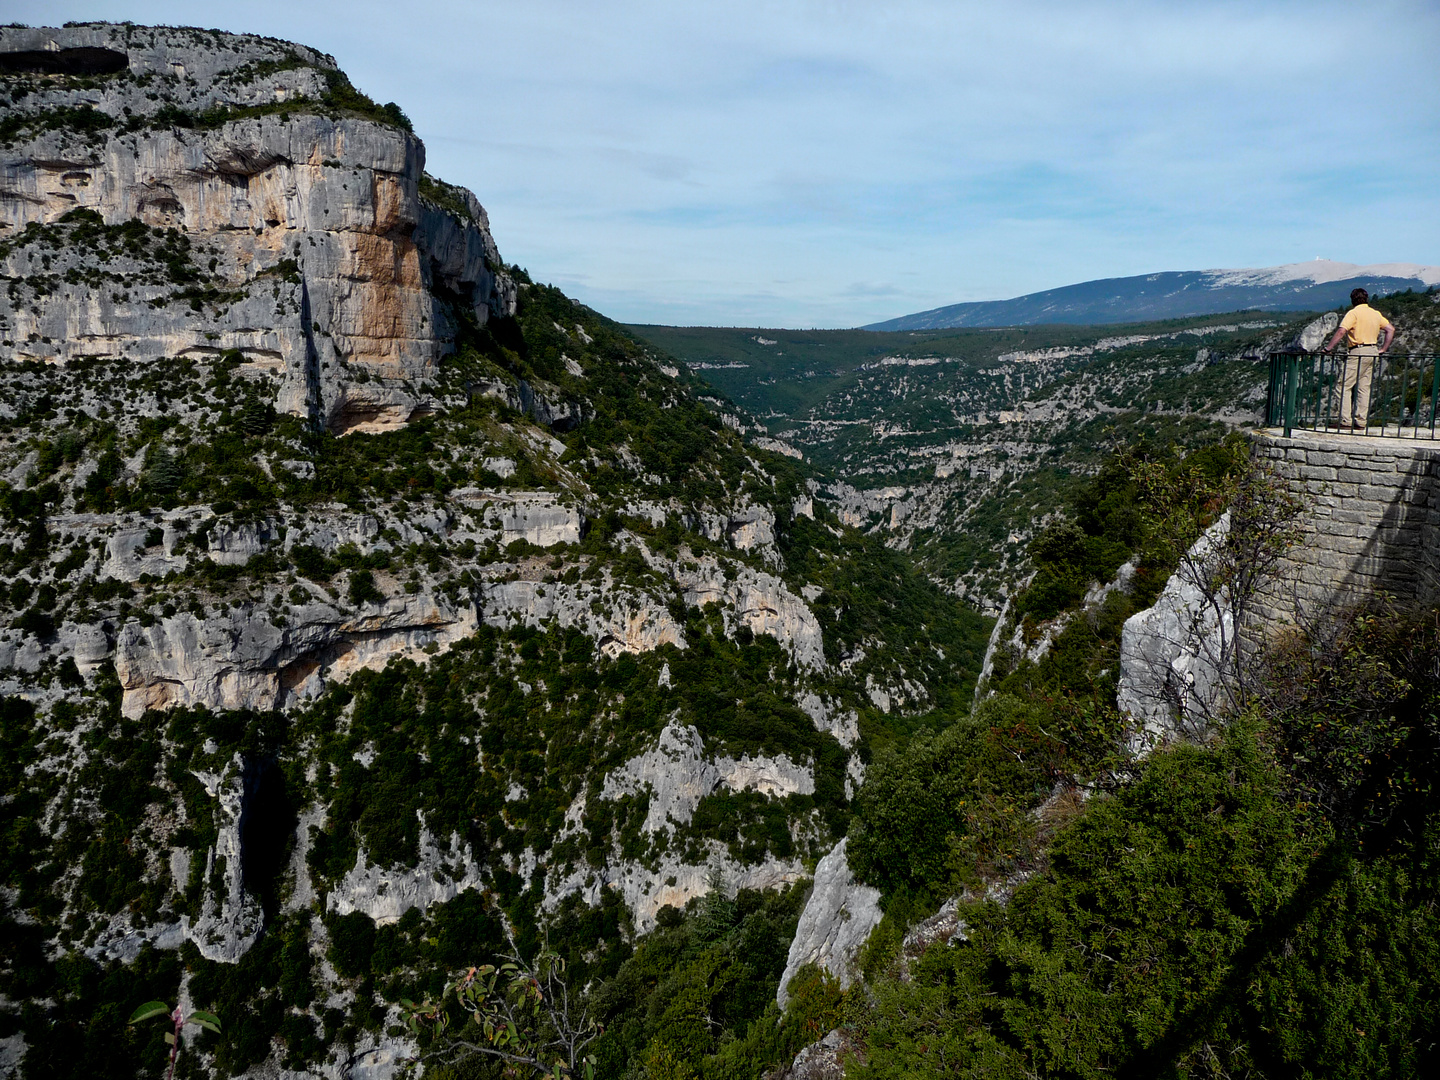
top-left (0, 24), bottom-right (993, 1080)
top-left (0, 23), bottom-right (514, 434)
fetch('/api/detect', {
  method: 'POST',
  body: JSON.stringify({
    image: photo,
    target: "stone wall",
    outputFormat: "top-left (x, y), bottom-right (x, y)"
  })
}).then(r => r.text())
top-left (1252, 430), bottom-right (1440, 623)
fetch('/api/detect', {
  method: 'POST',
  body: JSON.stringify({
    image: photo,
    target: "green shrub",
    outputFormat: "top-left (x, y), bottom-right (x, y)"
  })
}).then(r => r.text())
top-left (347, 569), bottom-right (384, 607)
top-left (851, 603), bottom-right (1440, 1080)
top-left (847, 694), bottom-right (1054, 903)
top-left (327, 911), bottom-right (375, 980)
top-left (290, 544), bottom-right (333, 581)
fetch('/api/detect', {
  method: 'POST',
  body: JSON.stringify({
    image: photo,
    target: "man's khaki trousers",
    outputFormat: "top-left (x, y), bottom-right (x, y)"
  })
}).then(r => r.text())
top-left (1336, 345), bottom-right (1378, 427)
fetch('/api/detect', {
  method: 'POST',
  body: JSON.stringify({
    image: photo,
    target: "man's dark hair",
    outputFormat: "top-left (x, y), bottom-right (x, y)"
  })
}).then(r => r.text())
top-left (1351, 287), bottom-right (1369, 305)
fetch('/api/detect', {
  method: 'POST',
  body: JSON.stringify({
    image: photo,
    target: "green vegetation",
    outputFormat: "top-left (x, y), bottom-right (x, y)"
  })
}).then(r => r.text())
top-left (627, 313), bottom-right (1285, 450)
top-left (629, 313), bottom-right (1303, 607)
top-left (419, 172), bottom-right (479, 223)
top-left (8, 28), bottom-right (1437, 1080)
top-left (845, 604), bottom-right (1440, 1077)
top-left (826, 430), bottom-right (1440, 1078)
top-left (585, 881), bottom-right (835, 1078)
top-left (991, 438), bottom-right (1250, 703)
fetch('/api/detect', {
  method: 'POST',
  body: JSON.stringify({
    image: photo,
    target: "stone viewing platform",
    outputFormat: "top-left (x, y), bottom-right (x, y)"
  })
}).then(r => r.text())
top-left (1254, 428), bottom-right (1440, 623)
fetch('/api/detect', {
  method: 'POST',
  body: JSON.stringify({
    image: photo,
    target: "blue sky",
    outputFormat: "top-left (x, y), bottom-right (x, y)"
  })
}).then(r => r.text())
top-left (11, 0), bottom-right (1440, 326)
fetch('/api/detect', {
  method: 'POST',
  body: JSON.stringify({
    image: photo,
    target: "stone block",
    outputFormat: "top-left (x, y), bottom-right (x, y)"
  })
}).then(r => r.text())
top-left (1357, 485), bottom-right (1405, 502)
top-left (1310, 522), bottom-right (1356, 541)
top-left (1306, 452), bottom-right (1348, 467)
top-left (1339, 467), bottom-right (1386, 485)
top-left (1325, 535), bottom-right (1370, 555)
top-left (1378, 527), bottom-right (1423, 547)
top-left (1330, 509), bottom-right (1373, 526)
top-left (1285, 448), bottom-right (1309, 462)
top-left (1312, 550), bottom-right (1354, 571)
top-left (1297, 465), bottom-right (1337, 482)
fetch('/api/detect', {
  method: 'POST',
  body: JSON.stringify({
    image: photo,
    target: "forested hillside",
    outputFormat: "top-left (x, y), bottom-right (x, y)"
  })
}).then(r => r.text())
top-left (2, 20), bottom-right (1439, 1080)
top-left (0, 24), bottom-right (990, 1080)
top-left (635, 290), bottom-right (1440, 609)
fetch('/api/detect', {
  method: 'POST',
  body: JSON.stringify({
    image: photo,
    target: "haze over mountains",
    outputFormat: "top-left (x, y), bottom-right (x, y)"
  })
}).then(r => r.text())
top-left (865, 259), bottom-right (1440, 331)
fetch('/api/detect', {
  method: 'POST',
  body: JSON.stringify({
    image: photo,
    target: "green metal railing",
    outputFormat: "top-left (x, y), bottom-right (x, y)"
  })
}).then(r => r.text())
top-left (1265, 350), bottom-right (1440, 439)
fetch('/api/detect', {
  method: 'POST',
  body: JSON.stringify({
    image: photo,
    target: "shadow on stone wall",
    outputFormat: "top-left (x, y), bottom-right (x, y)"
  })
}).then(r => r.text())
top-left (1335, 447), bottom-right (1440, 607)
top-left (1255, 434), bottom-right (1440, 630)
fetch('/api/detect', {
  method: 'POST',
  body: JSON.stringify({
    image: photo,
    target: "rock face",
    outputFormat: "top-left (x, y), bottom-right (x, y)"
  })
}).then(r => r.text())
top-left (188, 755), bottom-right (266, 962)
top-left (1116, 514), bottom-right (1232, 753)
top-left (0, 23), bottom-right (514, 435)
top-left (678, 556), bottom-right (826, 670)
top-left (600, 720), bottom-right (814, 836)
top-left (779, 1029), bottom-right (856, 1080)
top-left (328, 823), bottom-right (484, 925)
top-left (113, 592), bottom-right (478, 718)
top-left (83, 754), bottom-right (264, 965)
top-left (538, 719), bottom-right (820, 930)
top-left (775, 838), bottom-right (883, 1009)
top-left (484, 492), bottom-right (584, 547)
top-left (1292, 312), bottom-right (1340, 353)
top-left (550, 847), bottom-right (811, 935)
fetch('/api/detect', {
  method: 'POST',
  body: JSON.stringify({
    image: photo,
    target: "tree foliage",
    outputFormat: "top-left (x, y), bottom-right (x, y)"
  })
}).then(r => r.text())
top-left (401, 939), bottom-right (599, 1079)
top-left (846, 604), bottom-right (1440, 1080)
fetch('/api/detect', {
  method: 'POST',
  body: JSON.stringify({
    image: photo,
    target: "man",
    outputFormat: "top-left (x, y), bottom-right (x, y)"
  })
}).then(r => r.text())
top-left (1321, 287), bottom-right (1395, 431)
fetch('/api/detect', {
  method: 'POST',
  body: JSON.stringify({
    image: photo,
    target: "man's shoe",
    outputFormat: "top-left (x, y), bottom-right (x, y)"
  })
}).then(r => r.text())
top-left (1351, 422), bottom-right (1367, 431)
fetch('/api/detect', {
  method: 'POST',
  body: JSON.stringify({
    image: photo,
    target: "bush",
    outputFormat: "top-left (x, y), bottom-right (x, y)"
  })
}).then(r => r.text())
top-left (327, 911), bottom-right (375, 979)
top-left (290, 544), bottom-right (332, 581)
top-left (850, 603), bottom-right (1440, 1080)
top-left (847, 694), bottom-right (1056, 902)
top-left (347, 569), bottom-right (384, 607)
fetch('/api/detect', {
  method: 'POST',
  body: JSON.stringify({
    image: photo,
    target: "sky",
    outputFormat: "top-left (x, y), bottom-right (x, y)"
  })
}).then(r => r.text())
top-left (10, 1), bottom-right (1440, 327)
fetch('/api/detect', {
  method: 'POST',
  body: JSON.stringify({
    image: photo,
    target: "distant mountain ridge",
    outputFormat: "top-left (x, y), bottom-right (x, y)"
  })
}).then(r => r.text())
top-left (864, 260), bottom-right (1440, 331)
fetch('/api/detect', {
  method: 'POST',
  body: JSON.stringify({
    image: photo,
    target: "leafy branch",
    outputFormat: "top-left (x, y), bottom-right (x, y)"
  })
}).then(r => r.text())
top-left (128, 1001), bottom-right (221, 1080)
top-left (399, 930), bottom-right (601, 1079)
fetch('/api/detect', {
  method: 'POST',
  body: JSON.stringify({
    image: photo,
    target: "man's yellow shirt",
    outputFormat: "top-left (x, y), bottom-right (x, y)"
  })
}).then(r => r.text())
top-left (1339, 303), bottom-right (1392, 347)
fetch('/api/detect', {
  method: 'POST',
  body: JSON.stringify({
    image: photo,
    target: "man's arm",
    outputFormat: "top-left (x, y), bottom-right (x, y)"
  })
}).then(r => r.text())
top-left (1379, 322), bottom-right (1395, 353)
top-left (1322, 326), bottom-right (1347, 352)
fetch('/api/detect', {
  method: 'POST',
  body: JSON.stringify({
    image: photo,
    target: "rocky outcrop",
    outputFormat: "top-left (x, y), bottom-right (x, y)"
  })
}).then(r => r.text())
top-left (471, 491), bottom-right (584, 547)
top-left (697, 500), bottom-right (777, 556)
top-left (114, 593), bottom-right (478, 717)
top-left (678, 557), bottom-right (826, 670)
top-left (777, 1029), bottom-right (858, 1080)
top-left (477, 576), bottom-right (686, 658)
top-left (0, 23), bottom-right (515, 435)
top-left (85, 753), bottom-right (263, 965)
top-left (600, 720), bottom-right (814, 835)
top-left (535, 719), bottom-right (820, 929)
top-left (1291, 312), bottom-right (1340, 353)
top-left (188, 755), bottom-right (265, 962)
top-left (1116, 514), bottom-right (1232, 753)
top-left (548, 843), bottom-right (809, 934)
top-left (327, 822), bottom-right (484, 925)
top-left (776, 838), bottom-right (883, 1008)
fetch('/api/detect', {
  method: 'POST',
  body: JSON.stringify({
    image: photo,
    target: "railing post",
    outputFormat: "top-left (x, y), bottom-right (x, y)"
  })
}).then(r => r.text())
top-left (1431, 355), bottom-right (1439, 437)
top-left (1266, 353), bottom-right (1281, 426)
top-left (1284, 354), bottom-right (1299, 438)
